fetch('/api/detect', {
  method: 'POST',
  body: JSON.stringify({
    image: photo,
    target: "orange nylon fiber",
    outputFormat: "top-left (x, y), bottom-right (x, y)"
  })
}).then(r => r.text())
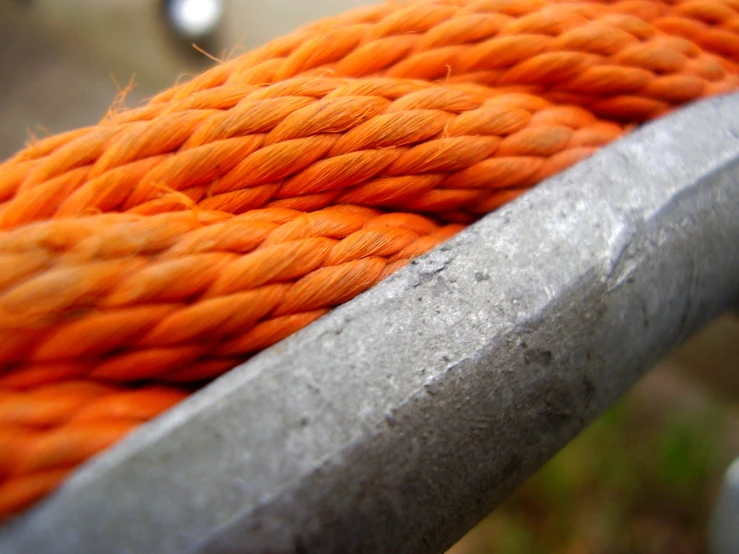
top-left (0, 0), bottom-right (737, 521)
top-left (0, 83), bottom-right (624, 227)
top-left (576, 0), bottom-right (739, 67)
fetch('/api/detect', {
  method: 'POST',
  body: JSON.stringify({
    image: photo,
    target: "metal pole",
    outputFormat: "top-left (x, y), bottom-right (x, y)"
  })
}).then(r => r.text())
top-left (711, 457), bottom-right (739, 554)
top-left (2, 94), bottom-right (738, 554)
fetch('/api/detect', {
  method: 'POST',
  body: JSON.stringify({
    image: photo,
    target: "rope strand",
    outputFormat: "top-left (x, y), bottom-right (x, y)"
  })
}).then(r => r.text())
top-left (0, 86), bottom-right (623, 228)
top-left (0, 381), bottom-right (187, 519)
top-left (0, 206), bottom-right (463, 382)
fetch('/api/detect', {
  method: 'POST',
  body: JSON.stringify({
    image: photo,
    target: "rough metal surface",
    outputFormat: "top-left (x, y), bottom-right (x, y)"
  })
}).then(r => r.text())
top-left (2, 94), bottom-right (739, 554)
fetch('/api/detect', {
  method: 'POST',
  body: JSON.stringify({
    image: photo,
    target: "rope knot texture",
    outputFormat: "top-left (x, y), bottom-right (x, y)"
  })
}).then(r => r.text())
top-left (0, 0), bottom-right (737, 521)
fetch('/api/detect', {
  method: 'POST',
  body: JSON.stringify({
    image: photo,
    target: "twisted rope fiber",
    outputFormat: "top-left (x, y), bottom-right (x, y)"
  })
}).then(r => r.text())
top-left (131, 0), bottom-right (739, 117)
top-left (573, 0), bottom-right (739, 66)
top-left (0, 0), bottom-right (737, 521)
top-left (0, 206), bottom-right (465, 381)
top-left (0, 83), bottom-right (624, 227)
top-left (0, 381), bottom-right (186, 518)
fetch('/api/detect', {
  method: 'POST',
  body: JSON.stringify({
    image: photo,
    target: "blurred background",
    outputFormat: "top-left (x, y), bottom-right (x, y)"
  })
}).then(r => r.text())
top-left (1, 1), bottom-right (737, 552)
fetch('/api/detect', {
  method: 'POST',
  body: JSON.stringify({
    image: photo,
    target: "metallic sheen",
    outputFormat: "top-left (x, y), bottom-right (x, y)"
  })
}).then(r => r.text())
top-left (2, 93), bottom-right (738, 554)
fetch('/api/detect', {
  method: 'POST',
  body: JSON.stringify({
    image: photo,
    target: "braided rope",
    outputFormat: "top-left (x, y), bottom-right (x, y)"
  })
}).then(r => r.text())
top-left (0, 206), bottom-right (463, 382)
top-left (0, 381), bottom-right (186, 517)
top-left (134, 0), bottom-right (738, 117)
top-left (0, 85), bottom-right (623, 227)
top-left (578, 0), bottom-right (739, 67)
top-left (0, 0), bottom-right (737, 521)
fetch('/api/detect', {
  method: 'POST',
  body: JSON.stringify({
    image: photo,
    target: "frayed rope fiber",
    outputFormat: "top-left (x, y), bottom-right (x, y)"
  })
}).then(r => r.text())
top-left (0, 0), bottom-right (737, 520)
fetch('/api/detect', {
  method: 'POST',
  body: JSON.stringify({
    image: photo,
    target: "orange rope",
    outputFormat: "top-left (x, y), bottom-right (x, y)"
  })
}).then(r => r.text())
top-left (577, 0), bottom-right (739, 67)
top-left (133, 0), bottom-right (738, 118)
top-left (0, 0), bottom-right (737, 521)
top-left (0, 381), bottom-right (186, 517)
top-left (0, 84), bottom-right (623, 226)
top-left (0, 206), bottom-right (464, 381)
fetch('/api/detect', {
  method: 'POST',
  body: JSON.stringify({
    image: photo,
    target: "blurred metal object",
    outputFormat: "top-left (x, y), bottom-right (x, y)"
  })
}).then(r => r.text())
top-left (1, 94), bottom-right (738, 554)
top-left (161, 0), bottom-right (223, 47)
top-left (0, 0), bottom-right (225, 159)
top-left (712, 457), bottom-right (739, 554)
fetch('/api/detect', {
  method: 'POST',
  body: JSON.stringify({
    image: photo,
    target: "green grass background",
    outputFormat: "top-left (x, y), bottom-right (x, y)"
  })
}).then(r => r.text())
top-left (449, 365), bottom-right (737, 554)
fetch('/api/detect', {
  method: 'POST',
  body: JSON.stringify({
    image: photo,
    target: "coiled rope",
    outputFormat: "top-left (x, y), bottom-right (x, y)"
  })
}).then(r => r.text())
top-left (0, 0), bottom-right (737, 521)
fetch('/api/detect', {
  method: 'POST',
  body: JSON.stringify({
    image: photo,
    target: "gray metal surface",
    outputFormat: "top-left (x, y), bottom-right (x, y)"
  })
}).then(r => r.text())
top-left (2, 93), bottom-right (739, 554)
top-left (712, 457), bottom-right (739, 554)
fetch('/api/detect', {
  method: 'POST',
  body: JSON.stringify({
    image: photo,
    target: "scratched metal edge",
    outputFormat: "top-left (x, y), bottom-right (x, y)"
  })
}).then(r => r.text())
top-left (200, 164), bottom-right (739, 554)
top-left (1, 93), bottom-right (739, 554)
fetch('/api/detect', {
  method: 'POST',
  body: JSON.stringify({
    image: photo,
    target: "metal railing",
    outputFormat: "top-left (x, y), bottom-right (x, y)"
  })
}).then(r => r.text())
top-left (1, 93), bottom-right (738, 554)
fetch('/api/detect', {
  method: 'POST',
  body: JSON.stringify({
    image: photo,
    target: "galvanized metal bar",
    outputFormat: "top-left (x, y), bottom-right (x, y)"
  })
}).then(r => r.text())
top-left (2, 93), bottom-right (738, 554)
